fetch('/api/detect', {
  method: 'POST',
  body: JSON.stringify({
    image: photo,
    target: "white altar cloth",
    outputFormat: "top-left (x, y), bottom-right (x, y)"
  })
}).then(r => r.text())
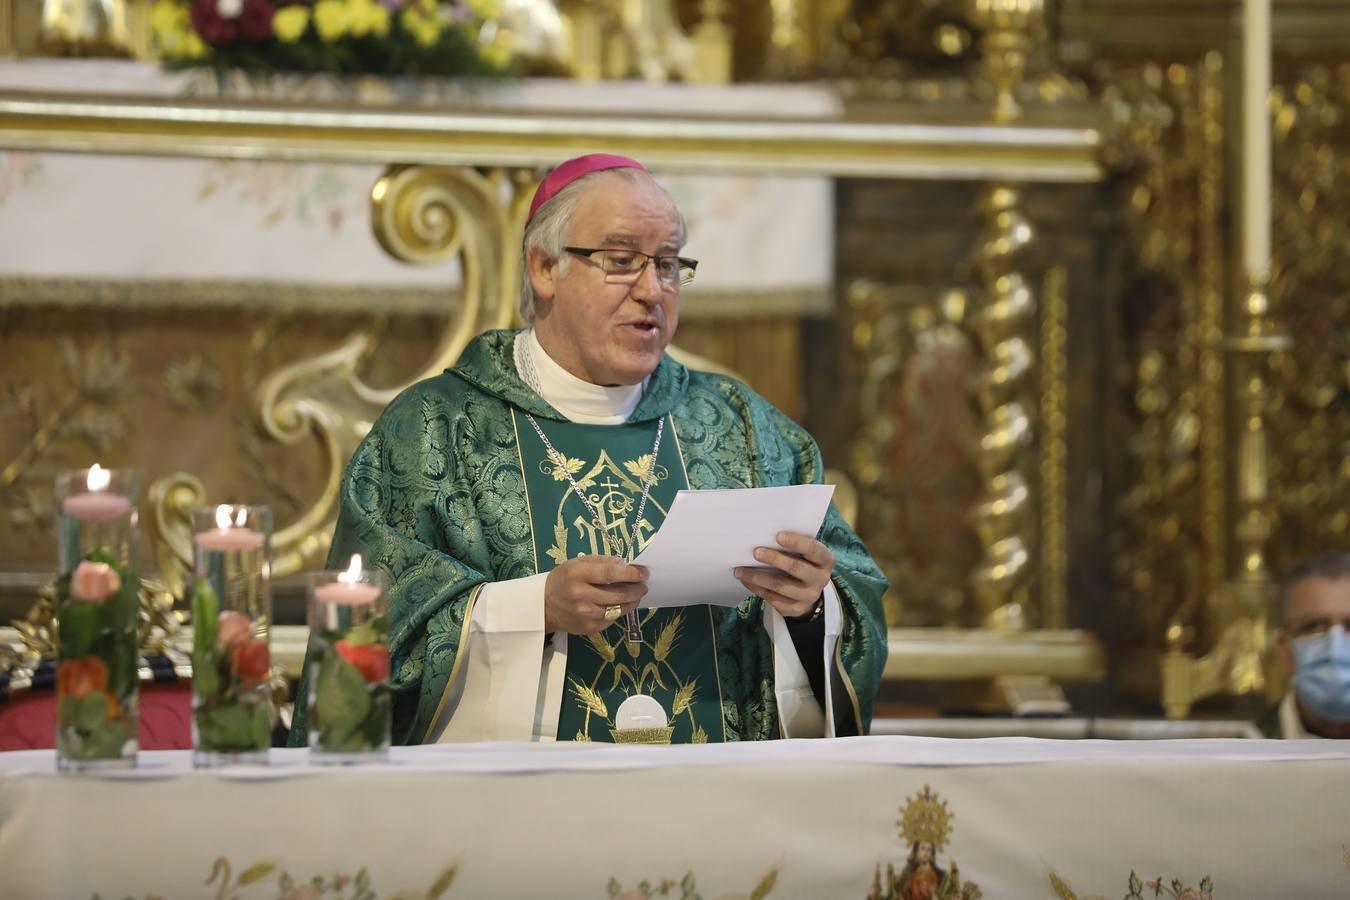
top-left (2, 737), bottom-right (1348, 899)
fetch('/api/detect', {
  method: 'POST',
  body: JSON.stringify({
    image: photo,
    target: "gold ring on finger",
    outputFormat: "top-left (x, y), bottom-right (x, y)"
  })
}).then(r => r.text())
top-left (603, 604), bottom-right (623, 621)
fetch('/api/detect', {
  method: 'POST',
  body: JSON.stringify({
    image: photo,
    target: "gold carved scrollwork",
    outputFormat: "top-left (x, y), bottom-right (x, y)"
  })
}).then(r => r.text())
top-left (1105, 56), bottom-right (1225, 662)
top-left (149, 165), bottom-right (531, 583)
top-left (967, 184), bottom-right (1036, 629)
top-left (1268, 63), bottom-right (1350, 563)
top-left (146, 472), bottom-right (204, 602)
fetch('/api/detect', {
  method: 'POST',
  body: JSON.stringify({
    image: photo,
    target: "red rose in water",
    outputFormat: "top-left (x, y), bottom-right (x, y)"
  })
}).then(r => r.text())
top-left (238, 0), bottom-right (276, 40)
top-left (231, 638), bottom-right (271, 684)
top-left (336, 640), bottom-right (390, 683)
top-left (190, 0), bottom-right (238, 44)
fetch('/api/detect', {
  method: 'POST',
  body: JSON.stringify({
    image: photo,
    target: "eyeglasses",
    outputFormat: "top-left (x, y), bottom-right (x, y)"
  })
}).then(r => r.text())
top-left (563, 247), bottom-right (698, 287)
top-left (1290, 618), bottom-right (1350, 638)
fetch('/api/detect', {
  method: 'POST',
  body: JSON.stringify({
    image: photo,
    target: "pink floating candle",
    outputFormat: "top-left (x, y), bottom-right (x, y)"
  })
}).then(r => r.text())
top-left (314, 553), bottom-right (382, 605)
top-left (62, 491), bottom-right (133, 522)
top-left (194, 528), bottom-right (266, 552)
top-left (313, 581), bottom-right (382, 606)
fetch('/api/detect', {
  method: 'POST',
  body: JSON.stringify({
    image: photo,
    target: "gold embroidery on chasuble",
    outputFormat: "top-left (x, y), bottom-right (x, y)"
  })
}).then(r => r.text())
top-left (512, 411), bottom-right (727, 743)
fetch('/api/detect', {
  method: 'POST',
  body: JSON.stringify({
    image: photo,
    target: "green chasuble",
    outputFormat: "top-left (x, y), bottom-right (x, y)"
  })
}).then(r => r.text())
top-left (289, 329), bottom-right (889, 745)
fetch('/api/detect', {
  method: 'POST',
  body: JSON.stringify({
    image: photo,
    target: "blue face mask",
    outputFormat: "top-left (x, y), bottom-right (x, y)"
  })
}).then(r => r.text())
top-left (1292, 625), bottom-right (1350, 722)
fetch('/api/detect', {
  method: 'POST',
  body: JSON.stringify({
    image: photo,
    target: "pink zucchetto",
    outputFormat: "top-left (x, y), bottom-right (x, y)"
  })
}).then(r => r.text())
top-left (526, 154), bottom-right (647, 224)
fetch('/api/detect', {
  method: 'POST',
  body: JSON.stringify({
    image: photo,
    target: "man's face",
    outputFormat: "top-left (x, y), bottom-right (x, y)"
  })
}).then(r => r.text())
top-left (529, 172), bottom-right (682, 386)
top-left (1277, 575), bottom-right (1350, 675)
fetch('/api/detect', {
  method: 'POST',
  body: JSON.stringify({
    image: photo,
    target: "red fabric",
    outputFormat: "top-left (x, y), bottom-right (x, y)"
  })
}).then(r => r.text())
top-left (526, 153), bottom-right (646, 223)
top-left (0, 683), bottom-right (193, 752)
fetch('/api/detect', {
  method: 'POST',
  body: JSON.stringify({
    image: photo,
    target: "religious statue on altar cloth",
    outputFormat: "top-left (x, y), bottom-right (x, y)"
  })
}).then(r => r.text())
top-left (287, 153), bottom-right (889, 747)
top-left (868, 786), bottom-right (982, 900)
top-left (897, 840), bottom-right (945, 900)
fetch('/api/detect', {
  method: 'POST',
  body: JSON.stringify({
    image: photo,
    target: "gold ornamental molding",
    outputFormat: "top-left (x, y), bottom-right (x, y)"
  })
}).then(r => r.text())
top-left (0, 91), bottom-right (1108, 183)
top-left (884, 628), bottom-right (1105, 681)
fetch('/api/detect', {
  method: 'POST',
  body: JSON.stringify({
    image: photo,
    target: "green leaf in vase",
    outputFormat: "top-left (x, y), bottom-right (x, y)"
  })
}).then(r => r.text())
top-left (315, 651), bottom-right (370, 741)
top-left (105, 575), bottom-right (141, 701)
top-left (193, 649), bottom-right (220, 700)
top-left (74, 692), bottom-right (109, 732)
top-left (361, 686), bottom-right (391, 747)
top-left (109, 565), bottom-right (139, 624)
top-left (59, 602), bottom-right (102, 660)
top-left (191, 578), bottom-right (219, 658)
top-left (82, 718), bottom-right (131, 758)
top-left (197, 703), bottom-right (266, 751)
top-left (84, 548), bottom-right (119, 566)
top-left (343, 622), bottom-right (380, 646)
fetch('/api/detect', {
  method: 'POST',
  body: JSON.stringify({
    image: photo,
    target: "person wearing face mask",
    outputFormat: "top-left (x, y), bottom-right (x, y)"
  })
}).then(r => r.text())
top-left (288, 154), bottom-right (889, 746)
top-left (1259, 552), bottom-right (1350, 739)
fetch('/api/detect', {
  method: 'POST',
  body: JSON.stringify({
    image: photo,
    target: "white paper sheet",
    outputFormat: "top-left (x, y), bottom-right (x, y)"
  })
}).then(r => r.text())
top-left (631, 485), bottom-right (835, 608)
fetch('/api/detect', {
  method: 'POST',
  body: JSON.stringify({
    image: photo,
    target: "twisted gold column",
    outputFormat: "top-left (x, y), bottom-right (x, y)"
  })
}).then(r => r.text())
top-left (968, 185), bottom-right (1036, 629)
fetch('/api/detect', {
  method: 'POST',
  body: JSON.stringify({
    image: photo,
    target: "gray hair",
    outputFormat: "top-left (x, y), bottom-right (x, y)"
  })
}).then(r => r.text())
top-left (1279, 551), bottom-right (1350, 623)
top-left (517, 167), bottom-right (687, 322)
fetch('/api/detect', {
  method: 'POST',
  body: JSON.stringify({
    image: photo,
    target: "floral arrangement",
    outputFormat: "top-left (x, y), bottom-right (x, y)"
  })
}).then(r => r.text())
top-left (191, 578), bottom-right (273, 755)
top-left (56, 555), bottom-right (140, 762)
top-left (309, 614), bottom-right (390, 755)
top-left (149, 0), bottom-right (513, 77)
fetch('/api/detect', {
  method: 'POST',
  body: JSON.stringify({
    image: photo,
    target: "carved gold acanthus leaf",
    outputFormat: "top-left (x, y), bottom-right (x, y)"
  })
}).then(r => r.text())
top-left (146, 472), bottom-right (205, 602)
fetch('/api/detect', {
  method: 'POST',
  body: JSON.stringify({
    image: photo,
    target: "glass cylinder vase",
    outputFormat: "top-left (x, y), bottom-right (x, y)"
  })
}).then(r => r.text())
top-left (55, 465), bottom-right (141, 771)
top-left (306, 556), bottom-right (391, 763)
top-left (190, 504), bottom-right (273, 767)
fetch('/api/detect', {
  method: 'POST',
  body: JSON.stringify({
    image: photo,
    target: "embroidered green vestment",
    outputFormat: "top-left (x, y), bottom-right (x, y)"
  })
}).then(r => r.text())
top-left (515, 413), bottom-right (726, 742)
top-left (288, 329), bottom-right (889, 746)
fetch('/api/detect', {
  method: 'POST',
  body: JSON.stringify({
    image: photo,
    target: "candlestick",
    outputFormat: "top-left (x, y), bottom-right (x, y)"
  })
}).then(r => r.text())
top-left (1243, 0), bottom-right (1271, 277)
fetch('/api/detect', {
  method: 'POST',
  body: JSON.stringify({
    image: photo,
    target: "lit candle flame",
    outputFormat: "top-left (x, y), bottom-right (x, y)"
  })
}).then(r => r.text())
top-left (86, 464), bottom-right (110, 493)
top-left (215, 504), bottom-right (233, 530)
top-left (339, 553), bottom-right (363, 584)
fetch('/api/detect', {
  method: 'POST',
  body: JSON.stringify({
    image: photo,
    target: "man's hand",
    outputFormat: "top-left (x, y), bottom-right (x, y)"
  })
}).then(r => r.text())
top-left (735, 531), bottom-right (835, 619)
top-left (545, 555), bottom-right (649, 635)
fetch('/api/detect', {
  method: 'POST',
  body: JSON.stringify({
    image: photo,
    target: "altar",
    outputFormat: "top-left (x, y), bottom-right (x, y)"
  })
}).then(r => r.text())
top-left (2, 737), bottom-right (1347, 899)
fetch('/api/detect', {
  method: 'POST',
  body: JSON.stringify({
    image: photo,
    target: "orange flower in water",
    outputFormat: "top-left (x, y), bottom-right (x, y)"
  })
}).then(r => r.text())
top-left (231, 638), bottom-right (271, 685)
top-left (336, 640), bottom-right (390, 683)
top-left (57, 656), bottom-right (108, 700)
